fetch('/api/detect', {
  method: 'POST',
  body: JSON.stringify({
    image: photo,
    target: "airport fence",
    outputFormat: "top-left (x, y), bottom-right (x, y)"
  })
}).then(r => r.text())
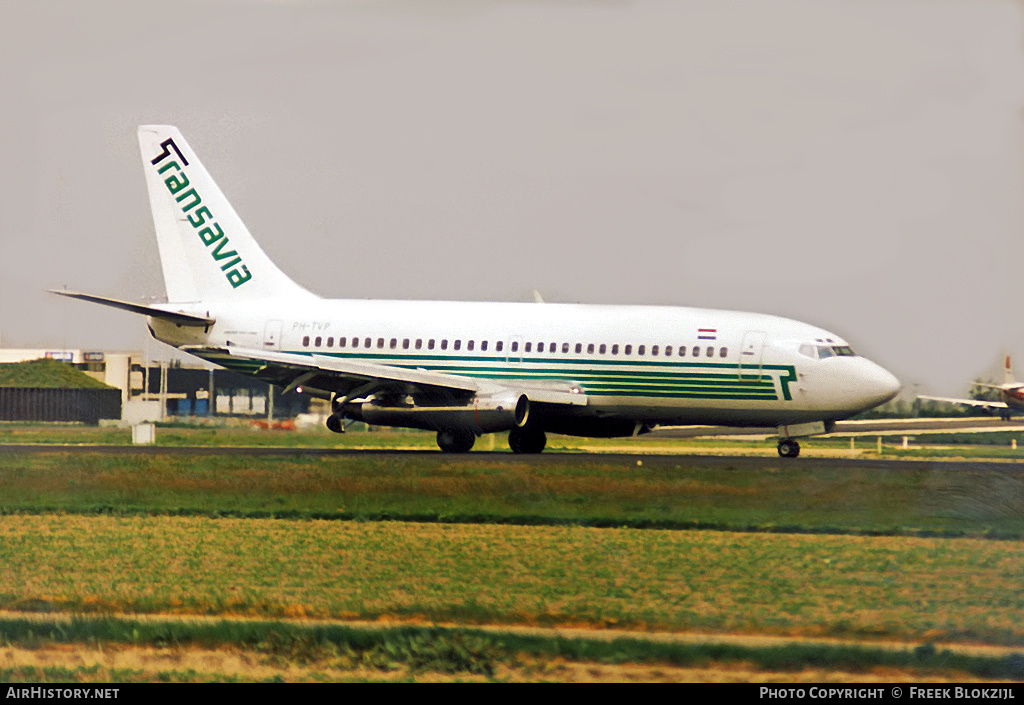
top-left (0, 387), bottom-right (121, 425)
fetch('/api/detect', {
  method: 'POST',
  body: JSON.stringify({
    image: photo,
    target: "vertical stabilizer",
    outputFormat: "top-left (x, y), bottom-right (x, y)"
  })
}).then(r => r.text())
top-left (1005, 354), bottom-right (1016, 385)
top-left (138, 125), bottom-right (316, 303)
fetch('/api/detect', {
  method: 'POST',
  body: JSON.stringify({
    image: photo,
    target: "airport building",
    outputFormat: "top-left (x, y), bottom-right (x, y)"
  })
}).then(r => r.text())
top-left (0, 348), bottom-right (310, 423)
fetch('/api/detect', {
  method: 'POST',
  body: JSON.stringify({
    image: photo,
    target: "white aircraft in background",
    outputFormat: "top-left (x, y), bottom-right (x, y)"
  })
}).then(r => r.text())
top-left (53, 126), bottom-right (900, 457)
top-left (917, 355), bottom-right (1024, 421)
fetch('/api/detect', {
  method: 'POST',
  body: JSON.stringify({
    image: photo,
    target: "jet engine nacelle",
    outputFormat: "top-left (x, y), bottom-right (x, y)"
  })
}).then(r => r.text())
top-left (356, 391), bottom-right (530, 434)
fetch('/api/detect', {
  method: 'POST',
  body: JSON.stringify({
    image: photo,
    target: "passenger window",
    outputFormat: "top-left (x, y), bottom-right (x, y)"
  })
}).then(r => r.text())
top-left (496, 341), bottom-right (503, 352)
top-left (402, 339), bottom-right (410, 349)
top-left (719, 347), bottom-right (728, 357)
top-left (575, 343), bottom-right (582, 354)
top-left (638, 345), bottom-right (645, 356)
top-left (525, 342), bottom-right (532, 353)
top-left (302, 336), bottom-right (310, 347)
top-left (652, 345), bottom-right (659, 356)
top-left (315, 336), bottom-right (322, 347)
top-left (692, 346), bottom-right (700, 357)
top-left (587, 343), bottom-right (595, 354)
top-left (665, 345), bottom-right (672, 356)
top-left (612, 344), bottom-right (619, 355)
top-left (511, 341), bottom-right (518, 352)
top-left (428, 339), bottom-right (435, 350)
top-left (562, 343), bottom-right (569, 353)
top-left (441, 340), bottom-right (448, 350)
top-left (364, 338), bottom-right (371, 348)
top-left (679, 346), bottom-right (686, 356)
top-left (351, 337), bottom-right (358, 349)
top-left (624, 344), bottom-right (632, 355)
top-left (706, 346), bottom-right (714, 357)
top-left (454, 340), bottom-right (461, 351)
top-left (415, 339), bottom-right (422, 350)
top-left (481, 341), bottom-right (488, 351)
top-left (550, 342), bottom-right (556, 352)
top-left (537, 342), bottom-right (544, 353)
top-left (599, 344), bottom-right (606, 354)
top-left (467, 340), bottom-right (474, 351)
top-left (389, 338), bottom-right (397, 349)
top-left (326, 337), bottom-right (333, 347)
top-left (377, 338), bottom-right (384, 349)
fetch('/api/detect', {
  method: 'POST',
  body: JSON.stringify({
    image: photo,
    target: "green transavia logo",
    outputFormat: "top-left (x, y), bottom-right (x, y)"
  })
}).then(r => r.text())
top-left (150, 138), bottom-right (252, 289)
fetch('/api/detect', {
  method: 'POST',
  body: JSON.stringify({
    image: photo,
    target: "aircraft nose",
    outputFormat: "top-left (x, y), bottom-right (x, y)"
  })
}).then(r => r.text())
top-left (859, 361), bottom-right (902, 409)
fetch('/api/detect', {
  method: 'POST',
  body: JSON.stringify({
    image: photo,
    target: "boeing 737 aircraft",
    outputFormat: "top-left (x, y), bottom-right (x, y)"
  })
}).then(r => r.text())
top-left (917, 355), bottom-right (1023, 420)
top-left (53, 125), bottom-right (901, 457)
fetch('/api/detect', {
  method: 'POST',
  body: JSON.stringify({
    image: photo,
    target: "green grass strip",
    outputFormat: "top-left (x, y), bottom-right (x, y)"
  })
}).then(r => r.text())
top-left (1, 616), bottom-right (1022, 681)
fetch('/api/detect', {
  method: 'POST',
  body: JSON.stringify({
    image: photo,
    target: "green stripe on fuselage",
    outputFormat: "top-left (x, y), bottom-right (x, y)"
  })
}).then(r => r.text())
top-left (195, 349), bottom-right (798, 402)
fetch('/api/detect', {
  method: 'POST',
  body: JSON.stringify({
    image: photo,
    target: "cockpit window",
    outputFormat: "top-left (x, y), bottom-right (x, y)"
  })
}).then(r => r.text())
top-left (799, 344), bottom-right (856, 359)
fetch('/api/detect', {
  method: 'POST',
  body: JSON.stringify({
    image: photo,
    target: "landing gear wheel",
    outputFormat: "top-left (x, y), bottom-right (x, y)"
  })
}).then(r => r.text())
top-left (436, 429), bottom-right (476, 453)
top-left (509, 427), bottom-right (546, 454)
top-left (778, 440), bottom-right (800, 458)
top-left (326, 415), bottom-right (344, 434)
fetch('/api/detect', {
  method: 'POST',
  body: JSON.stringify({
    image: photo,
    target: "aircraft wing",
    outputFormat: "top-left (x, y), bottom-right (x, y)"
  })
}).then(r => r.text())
top-left (192, 346), bottom-right (588, 406)
top-left (916, 395), bottom-right (1008, 410)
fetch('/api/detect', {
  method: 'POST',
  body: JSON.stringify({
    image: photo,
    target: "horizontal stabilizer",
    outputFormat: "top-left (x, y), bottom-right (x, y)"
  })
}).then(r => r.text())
top-left (50, 290), bottom-right (214, 327)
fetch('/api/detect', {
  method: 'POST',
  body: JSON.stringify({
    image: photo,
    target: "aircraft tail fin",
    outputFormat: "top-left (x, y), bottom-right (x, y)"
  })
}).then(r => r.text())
top-left (1005, 354), bottom-right (1016, 385)
top-left (138, 125), bottom-right (316, 303)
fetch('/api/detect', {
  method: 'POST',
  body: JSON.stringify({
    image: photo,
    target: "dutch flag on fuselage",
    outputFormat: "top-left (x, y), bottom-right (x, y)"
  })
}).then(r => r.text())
top-left (697, 328), bottom-right (717, 340)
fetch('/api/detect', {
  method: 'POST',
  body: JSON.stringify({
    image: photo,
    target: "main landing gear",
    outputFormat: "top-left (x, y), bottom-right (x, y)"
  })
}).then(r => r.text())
top-left (508, 427), bottom-right (546, 454)
top-left (777, 439), bottom-right (801, 458)
top-left (435, 427), bottom-right (548, 454)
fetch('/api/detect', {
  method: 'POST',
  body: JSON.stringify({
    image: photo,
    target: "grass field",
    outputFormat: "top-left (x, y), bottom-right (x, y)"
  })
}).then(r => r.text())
top-left (2, 514), bottom-right (1023, 645)
top-left (2, 615), bottom-right (1022, 683)
top-left (2, 422), bottom-right (1023, 681)
top-left (2, 448), bottom-right (1024, 536)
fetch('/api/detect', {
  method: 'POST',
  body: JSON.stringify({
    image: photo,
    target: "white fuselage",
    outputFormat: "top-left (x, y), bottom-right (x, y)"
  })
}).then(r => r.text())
top-left (152, 297), bottom-right (901, 430)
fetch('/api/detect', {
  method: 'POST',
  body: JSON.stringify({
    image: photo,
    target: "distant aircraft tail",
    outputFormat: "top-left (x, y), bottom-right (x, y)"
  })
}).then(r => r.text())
top-left (1005, 354), bottom-right (1016, 385)
top-left (138, 125), bottom-right (316, 304)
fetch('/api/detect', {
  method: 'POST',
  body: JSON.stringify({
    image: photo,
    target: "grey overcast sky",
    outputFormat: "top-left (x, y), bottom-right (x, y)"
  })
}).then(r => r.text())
top-left (1, 0), bottom-right (1022, 396)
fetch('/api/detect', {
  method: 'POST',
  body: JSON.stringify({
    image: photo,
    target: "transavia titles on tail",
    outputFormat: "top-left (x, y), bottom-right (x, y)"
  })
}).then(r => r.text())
top-left (53, 126), bottom-right (901, 457)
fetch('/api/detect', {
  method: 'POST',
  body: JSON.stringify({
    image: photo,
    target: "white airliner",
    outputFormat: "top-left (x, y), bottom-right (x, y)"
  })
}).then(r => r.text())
top-left (917, 355), bottom-right (1024, 420)
top-left (53, 125), bottom-right (901, 457)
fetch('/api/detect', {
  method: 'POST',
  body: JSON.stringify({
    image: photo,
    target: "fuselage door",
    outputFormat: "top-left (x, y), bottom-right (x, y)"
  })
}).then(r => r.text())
top-left (739, 330), bottom-right (766, 378)
top-left (263, 320), bottom-right (283, 349)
